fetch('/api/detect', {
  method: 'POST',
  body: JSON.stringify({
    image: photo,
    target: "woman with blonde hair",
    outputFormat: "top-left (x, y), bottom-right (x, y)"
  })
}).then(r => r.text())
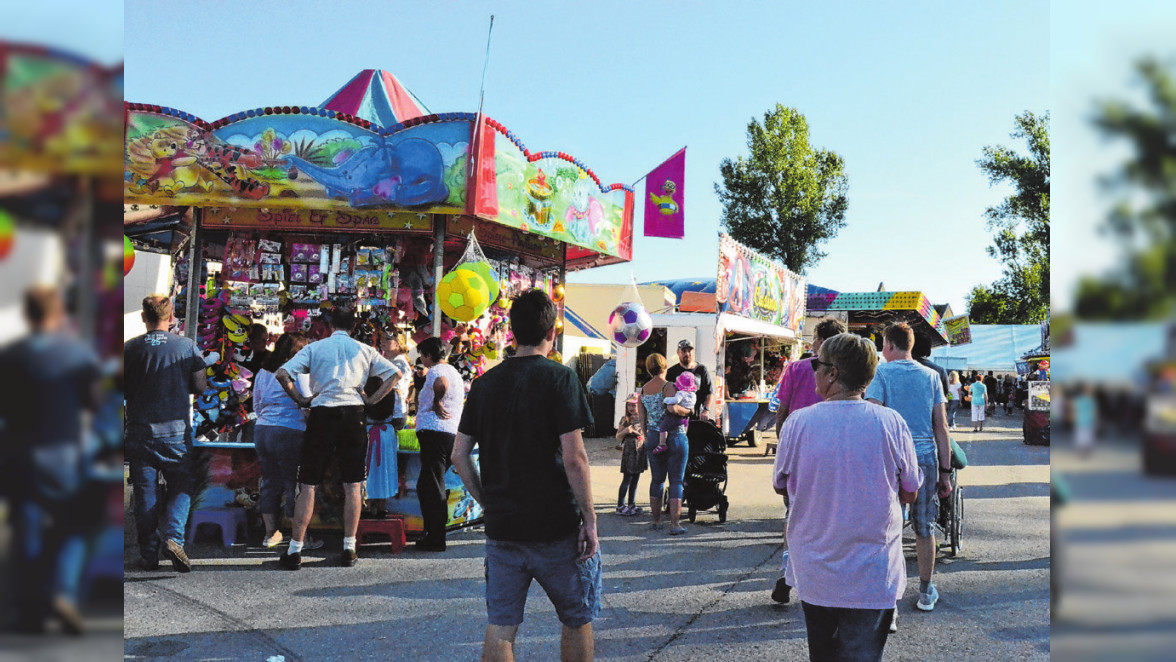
top-left (946, 371), bottom-right (963, 430)
top-left (773, 333), bottom-right (922, 659)
top-left (639, 353), bottom-right (692, 535)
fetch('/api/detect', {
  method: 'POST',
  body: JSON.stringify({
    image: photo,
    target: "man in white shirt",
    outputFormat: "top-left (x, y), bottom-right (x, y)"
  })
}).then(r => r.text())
top-left (274, 307), bottom-right (402, 569)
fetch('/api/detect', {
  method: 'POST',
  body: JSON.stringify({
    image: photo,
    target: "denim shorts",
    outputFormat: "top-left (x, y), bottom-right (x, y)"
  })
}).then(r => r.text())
top-left (484, 535), bottom-right (602, 628)
top-left (911, 446), bottom-right (940, 538)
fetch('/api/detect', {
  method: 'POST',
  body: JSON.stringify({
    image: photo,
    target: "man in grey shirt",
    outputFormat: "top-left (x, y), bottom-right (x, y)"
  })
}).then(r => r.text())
top-left (274, 306), bottom-right (402, 569)
top-left (124, 294), bottom-right (208, 573)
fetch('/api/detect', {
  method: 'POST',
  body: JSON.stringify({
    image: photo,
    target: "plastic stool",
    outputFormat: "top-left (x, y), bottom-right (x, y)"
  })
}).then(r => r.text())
top-left (355, 517), bottom-right (406, 553)
top-left (188, 507), bottom-right (248, 547)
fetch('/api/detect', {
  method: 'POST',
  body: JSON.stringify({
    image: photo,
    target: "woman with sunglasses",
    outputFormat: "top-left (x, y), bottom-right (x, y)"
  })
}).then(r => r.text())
top-left (773, 333), bottom-right (922, 661)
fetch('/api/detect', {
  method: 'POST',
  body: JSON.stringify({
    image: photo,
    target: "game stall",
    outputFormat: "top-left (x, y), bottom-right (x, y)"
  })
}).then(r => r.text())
top-left (613, 234), bottom-right (807, 447)
top-left (123, 69), bottom-right (635, 538)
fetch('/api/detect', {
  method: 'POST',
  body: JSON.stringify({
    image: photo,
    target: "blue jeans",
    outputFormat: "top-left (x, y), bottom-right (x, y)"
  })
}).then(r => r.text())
top-left (947, 400), bottom-right (960, 427)
top-left (647, 428), bottom-right (688, 500)
top-left (127, 432), bottom-right (196, 560)
top-left (254, 424), bottom-right (305, 518)
top-left (12, 498), bottom-right (88, 617)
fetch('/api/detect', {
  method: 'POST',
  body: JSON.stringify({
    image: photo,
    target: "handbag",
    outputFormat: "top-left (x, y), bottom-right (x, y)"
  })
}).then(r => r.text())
top-left (949, 438), bottom-right (968, 470)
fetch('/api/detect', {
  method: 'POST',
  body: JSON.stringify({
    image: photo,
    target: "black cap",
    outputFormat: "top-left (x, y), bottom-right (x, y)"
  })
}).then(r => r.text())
top-left (678, 339), bottom-right (695, 350)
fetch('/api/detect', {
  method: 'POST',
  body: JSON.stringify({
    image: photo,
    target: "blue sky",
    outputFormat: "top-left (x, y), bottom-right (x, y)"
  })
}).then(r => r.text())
top-left (106, 2), bottom-right (1048, 314)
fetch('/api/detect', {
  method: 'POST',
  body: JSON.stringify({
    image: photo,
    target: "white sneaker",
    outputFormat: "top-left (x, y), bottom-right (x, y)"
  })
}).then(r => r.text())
top-left (889, 609), bottom-right (898, 633)
top-left (916, 584), bottom-right (939, 611)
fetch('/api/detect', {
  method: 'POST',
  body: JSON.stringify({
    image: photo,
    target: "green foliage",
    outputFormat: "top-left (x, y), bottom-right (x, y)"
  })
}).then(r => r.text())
top-left (1075, 58), bottom-right (1176, 320)
top-left (714, 104), bottom-right (848, 274)
top-left (292, 136), bottom-right (331, 166)
top-left (969, 111), bottom-right (1050, 323)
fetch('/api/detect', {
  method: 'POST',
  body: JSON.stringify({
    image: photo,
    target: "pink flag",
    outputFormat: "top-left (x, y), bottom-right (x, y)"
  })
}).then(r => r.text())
top-left (643, 148), bottom-right (685, 238)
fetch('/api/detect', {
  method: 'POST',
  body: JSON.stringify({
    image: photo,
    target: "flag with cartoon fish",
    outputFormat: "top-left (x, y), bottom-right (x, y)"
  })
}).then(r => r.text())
top-left (643, 148), bottom-right (685, 238)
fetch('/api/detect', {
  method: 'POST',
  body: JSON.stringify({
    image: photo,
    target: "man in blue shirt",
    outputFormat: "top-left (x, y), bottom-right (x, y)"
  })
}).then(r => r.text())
top-left (865, 323), bottom-right (951, 613)
top-left (124, 295), bottom-right (208, 573)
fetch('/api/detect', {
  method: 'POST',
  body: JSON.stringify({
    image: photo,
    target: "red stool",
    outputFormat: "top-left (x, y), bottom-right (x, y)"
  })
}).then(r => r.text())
top-left (355, 517), bottom-right (406, 553)
top-left (188, 507), bottom-right (248, 547)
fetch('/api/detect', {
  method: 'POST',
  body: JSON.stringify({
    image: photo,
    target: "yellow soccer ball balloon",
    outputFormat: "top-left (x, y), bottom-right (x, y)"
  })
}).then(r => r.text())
top-left (438, 267), bottom-right (491, 322)
top-left (457, 261), bottom-right (500, 303)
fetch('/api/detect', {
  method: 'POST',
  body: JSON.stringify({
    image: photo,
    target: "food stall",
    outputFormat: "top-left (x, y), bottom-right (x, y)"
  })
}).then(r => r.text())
top-left (123, 69), bottom-right (635, 536)
top-left (805, 287), bottom-right (951, 351)
top-left (615, 234), bottom-right (807, 446)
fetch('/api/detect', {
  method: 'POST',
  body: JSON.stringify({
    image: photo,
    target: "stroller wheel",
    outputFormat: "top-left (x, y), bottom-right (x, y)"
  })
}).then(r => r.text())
top-left (688, 506), bottom-right (697, 523)
top-left (718, 498), bottom-right (728, 524)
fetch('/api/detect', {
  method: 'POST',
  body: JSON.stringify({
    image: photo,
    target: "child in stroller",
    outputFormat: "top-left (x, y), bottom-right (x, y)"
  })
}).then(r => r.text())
top-left (652, 372), bottom-right (698, 455)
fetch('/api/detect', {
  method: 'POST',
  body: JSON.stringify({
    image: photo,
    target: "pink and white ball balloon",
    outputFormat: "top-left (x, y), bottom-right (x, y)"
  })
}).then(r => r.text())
top-left (608, 301), bottom-right (652, 347)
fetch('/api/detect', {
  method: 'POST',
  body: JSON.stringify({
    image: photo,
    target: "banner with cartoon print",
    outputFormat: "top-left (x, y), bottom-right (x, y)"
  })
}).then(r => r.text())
top-left (124, 108), bottom-right (471, 212)
top-left (716, 234), bottom-right (806, 333)
top-left (484, 128), bottom-right (633, 260)
top-left (944, 314), bottom-right (972, 346)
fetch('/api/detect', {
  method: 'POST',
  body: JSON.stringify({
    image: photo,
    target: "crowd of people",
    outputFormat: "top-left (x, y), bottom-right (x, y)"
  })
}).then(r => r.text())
top-left (126, 289), bottom-right (1021, 661)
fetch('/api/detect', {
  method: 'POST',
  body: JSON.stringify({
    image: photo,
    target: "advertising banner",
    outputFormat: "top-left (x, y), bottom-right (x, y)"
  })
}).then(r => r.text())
top-left (715, 233), bottom-right (806, 333)
top-left (944, 315), bottom-right (972, 346)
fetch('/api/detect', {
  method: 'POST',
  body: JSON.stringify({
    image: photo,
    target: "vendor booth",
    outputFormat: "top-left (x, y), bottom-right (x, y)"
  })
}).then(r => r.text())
top-left (123, 69), bottom-right (635, 538)
top-left (805, 287), bottom-right (951, 350)
top-left (615, 234), bottom-right (807, 446)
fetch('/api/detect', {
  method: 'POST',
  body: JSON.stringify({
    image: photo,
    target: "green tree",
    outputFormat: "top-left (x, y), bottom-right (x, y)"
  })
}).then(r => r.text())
top-left (968, 111), bottom-right (1050, 324)
top-left (714, 104), bottom-right (848, 274)
top-left (1074, 58), bottom-right (1176, 319)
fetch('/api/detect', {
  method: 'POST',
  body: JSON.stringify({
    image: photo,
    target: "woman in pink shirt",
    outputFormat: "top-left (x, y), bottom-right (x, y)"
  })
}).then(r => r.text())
top-left (773, 333), bottom-right (923, 661)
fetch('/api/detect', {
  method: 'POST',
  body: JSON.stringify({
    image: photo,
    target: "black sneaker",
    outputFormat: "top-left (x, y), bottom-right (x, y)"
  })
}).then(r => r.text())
top-left (164, 539), bottom-right (192, 573)
top-left (278, 551), bottom-right (302, 570)
top-left (771, 578), bottom-right (791, 604)
top-left (340, 549), bottom-right (358, 567)
top-left (413, 540), bottom-right (446, 552)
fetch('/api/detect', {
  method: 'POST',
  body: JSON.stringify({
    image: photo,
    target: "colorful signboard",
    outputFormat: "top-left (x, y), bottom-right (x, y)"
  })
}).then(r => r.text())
top-left (1028, 381), bottom-right (1051, 412)
top-left (944, 314), bottom-right (972, 346)
top-left (124, 107), bottom-right (472, 213)
top-left (480, 119), bottom-right (633, 260)
top-left (715, 233), bottom-right (806, 333)
top-left (1, 46), bottom-right (122, 174)
top-left (203, 207), bottom-right (433, 233)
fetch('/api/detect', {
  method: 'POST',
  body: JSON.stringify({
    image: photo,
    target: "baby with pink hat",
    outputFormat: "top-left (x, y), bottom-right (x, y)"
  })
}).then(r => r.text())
top-left (652, 371), bottom-right (699, 455)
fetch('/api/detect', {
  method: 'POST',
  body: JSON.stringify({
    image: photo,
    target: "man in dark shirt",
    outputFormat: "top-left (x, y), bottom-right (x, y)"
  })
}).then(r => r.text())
top-left (666, 339), bottom-right (714, 421)
top-left (124, 294), bottom-right (208, 573)
top-left (0, 286), bottom-right (101, 633)
top-left (912, 334), bottom-right (949, 398)
top-left (984, 371), bottom-right (999, 415)
top-left (243, 323), bottom-right (271, 376)
top-left (452, 289), bottom-right (599, 662)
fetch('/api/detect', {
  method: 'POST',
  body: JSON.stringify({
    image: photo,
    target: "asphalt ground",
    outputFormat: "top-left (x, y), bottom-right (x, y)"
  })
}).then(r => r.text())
top-left (1051, 432), bottom-right (1176, 661)
top-left (122, 407), bottom-right (1050, 661)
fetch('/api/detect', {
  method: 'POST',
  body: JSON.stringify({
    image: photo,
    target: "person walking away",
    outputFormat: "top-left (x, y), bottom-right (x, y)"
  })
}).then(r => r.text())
top-left (666, 339), bottom-right (714, 421)
top-left (273, 307), bottom-right (403, 569)
top-left (1002, 375), bottom-right (1016, 414)
top-left (969, 374), bottom-right (988, 433)
top-left (912, 335), bottom-right (949, 398)
top-left (412, 336), bottom-right (464, 552)
top-left (451, 290), bottom-right (600, 662)
top-left (865, 322), bottom-right (951, 613)
top-left (614, 394), bottom-right (646, 515)
top-left (1072, 383), bottom-right (1098, 459)
top-left (0, 287), bottom-right (102, 633)
top-left (252, 332), bottom-right (322, 551)
top-left (770, 318), bottom-right (846, 605)
top-left (775, 333), bottom-right (922, 661)
top-left (984, 371), bottom-right (999, 416)
top-left (124, 294), bottom-right (207, 574)
top-left (639, 354), bottom-right (692, 535)
top-left (946, 372), bottom-right (963, 430)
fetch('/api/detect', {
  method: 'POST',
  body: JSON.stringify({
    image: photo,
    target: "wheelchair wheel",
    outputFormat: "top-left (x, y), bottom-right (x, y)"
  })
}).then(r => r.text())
top-left (948, 479), bottom-right (963, 557)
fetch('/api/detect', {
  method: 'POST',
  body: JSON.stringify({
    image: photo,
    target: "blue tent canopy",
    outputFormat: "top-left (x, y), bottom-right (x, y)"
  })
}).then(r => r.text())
top-left (930, 325), bottom-right (1047, 372)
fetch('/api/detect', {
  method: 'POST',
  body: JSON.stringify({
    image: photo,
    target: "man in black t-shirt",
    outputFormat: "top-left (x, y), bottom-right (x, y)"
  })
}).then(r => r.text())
top-left (666, 339), bottom-right (713, 420)
top-left (452, 289), bottom-right (600, 662)
top-left (124, 294), bottom-right (208, 574)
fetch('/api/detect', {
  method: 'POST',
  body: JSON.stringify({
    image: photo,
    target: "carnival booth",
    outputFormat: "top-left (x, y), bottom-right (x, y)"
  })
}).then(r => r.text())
top-left (123, 69), bottom-right (635, 539)
top-left (805, 287), bottom-right (952, 351)
top-left (615, 234), bottom-right (807, 447)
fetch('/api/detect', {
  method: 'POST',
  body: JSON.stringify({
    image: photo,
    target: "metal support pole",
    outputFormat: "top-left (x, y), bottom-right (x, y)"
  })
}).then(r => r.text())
top-left (75, 177), bottom-right (95, 341)
top-left (557, 261), bottom-right (566, 356)
top-left (185, 208), bottom-right (202, 340)
top-left (432, 214), bottom-right (445, 337)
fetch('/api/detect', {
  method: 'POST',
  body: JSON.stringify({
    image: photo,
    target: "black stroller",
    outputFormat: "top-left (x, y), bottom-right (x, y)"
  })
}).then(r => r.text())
top-left (683, 420), bottom-right (729, 523)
